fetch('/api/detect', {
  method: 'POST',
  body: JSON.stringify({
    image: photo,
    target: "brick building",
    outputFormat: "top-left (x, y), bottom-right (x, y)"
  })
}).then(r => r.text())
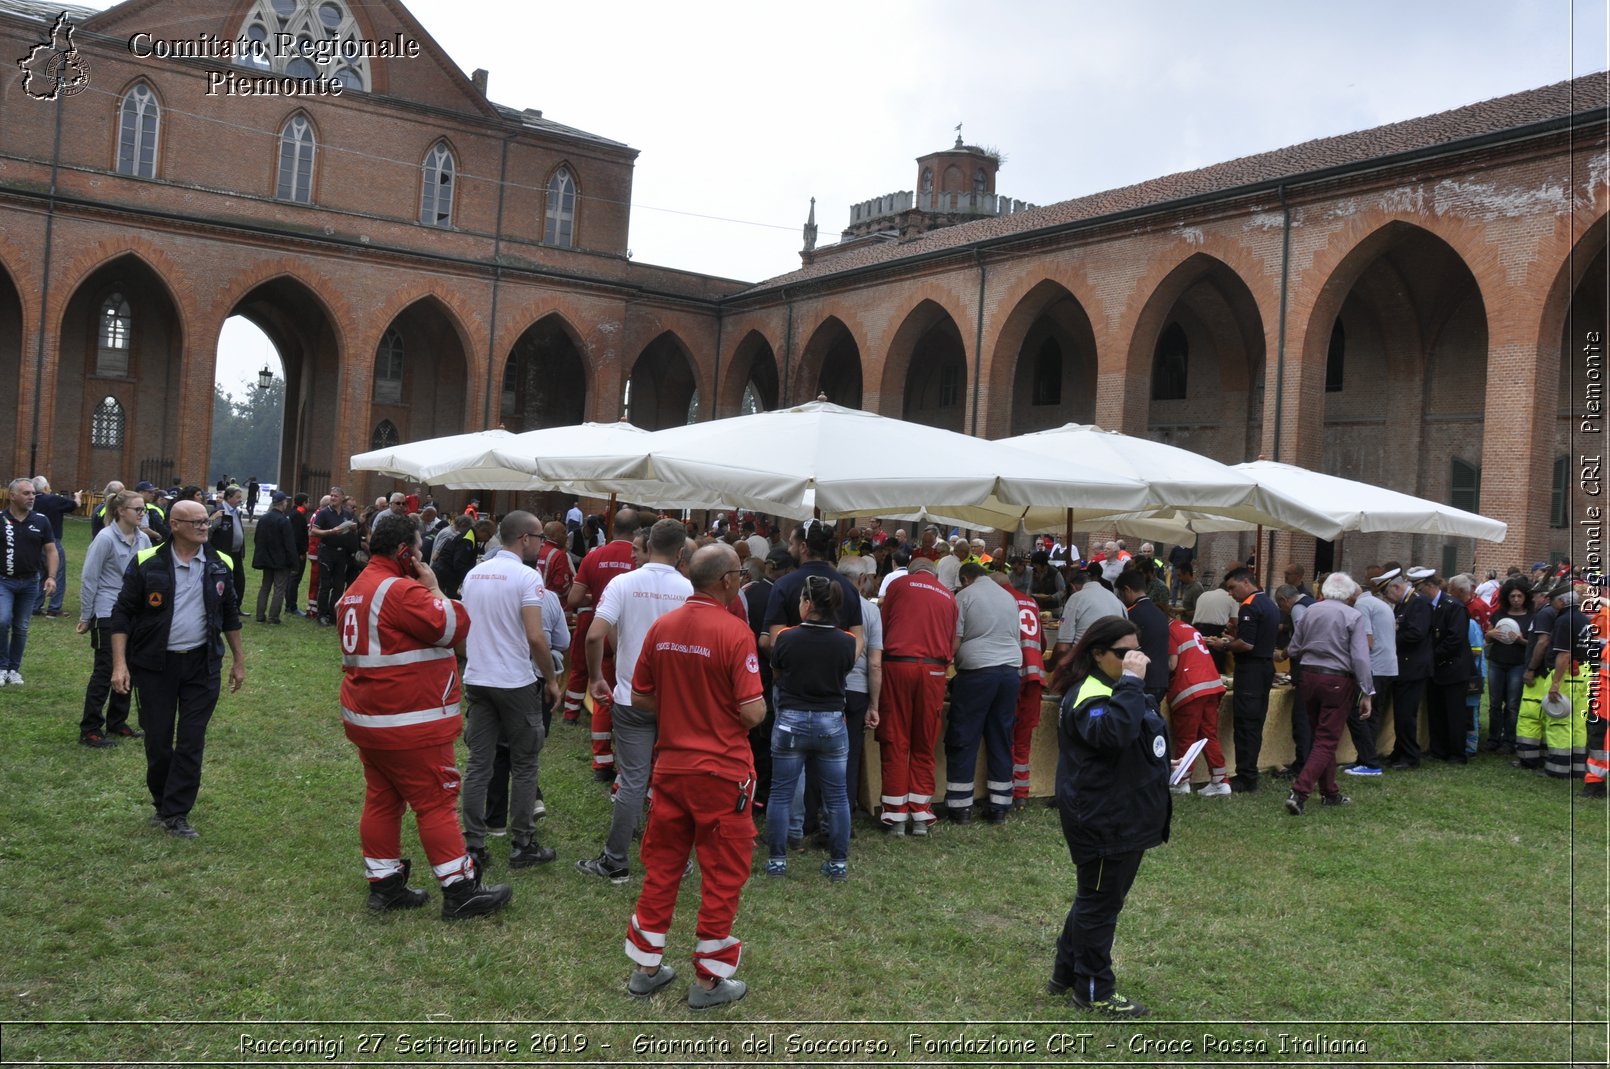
top-left (0, 0), bottom-right (1604, 577)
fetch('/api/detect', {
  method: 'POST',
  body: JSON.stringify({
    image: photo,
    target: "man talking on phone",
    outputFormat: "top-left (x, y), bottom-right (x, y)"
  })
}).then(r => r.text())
top-left (337, 512), bottom-right (512, 920)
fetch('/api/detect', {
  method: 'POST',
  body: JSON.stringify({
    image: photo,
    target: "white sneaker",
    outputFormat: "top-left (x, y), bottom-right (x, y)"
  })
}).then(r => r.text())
top-left (1169, 781), bottom-right (1192, 795)
top-left (1198, 781), bottom-right (1232, 797)
top-left (4, 670), bottom-right (22, 686)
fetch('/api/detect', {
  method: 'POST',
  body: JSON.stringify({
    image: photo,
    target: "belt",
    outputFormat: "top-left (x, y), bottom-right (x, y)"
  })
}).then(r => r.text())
top-left (886, 655), bottom-right (947, 665)
top-left (167, 644), bottom-right (208, 655)
top-left (957, 664), bottom-right (1017, 673)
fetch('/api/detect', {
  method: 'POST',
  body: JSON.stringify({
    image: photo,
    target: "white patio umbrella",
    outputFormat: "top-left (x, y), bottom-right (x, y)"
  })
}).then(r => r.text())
top-left (349, 428), bottom-right (530, 488)
top-left (1230, 460), bottom-right (1508, 542)
top-left (532, 401), bottom-right (1153, 521)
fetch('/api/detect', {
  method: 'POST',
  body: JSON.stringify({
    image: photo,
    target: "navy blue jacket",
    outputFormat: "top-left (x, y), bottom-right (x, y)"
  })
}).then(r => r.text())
top-left (1055, 671), bottom-right (1171, 862)
top-left (1395, 591), bottom-right (1434, 682)
top-left (110, 542), bottom-right (241, 673)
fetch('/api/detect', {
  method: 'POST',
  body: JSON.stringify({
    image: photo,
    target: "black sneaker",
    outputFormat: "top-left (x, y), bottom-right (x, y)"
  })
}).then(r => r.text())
top-left (1269, 763), bottom-right (1299, 780)
top-left (1284, 791), bottom-right (1305, 816)
top-left (79, 733), bottom-right (116, 749)
top-left (1320, 793), bottom-right (1352, 807)
top-left (1228, 776), bottom-right (1259, 794)
top-left (163, 815), bottom-right (200, 839)
top-left (510, 841), bottom-right (557, 868)
top-left (576, 854), bottom-right (630, 884)
top-left (1070, 990), bottom-right (1149, 1018)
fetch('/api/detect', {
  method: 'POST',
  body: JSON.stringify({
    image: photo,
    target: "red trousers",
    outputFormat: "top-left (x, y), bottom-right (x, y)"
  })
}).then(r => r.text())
top-left (356, 741), bottom-right (471, 886)
top-left (564, 613), bottom-right (617, 772)
top-left (875, 660), bottom-right (948, 824)
top-left (625, 772), bottom-right (750, 983)
top-left (1011, 678), bottom-right (1044, 799)
top-left (1169, 692), bottom-right (1227, 780)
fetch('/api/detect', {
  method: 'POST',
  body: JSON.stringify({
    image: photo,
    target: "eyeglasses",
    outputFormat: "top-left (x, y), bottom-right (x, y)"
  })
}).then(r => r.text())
top-left (722, 569), bottom-right (745, 580)
top-left (175, 519), bottom-right (211, 528)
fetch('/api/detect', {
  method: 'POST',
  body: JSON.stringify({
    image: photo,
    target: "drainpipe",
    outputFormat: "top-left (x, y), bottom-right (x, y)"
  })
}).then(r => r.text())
top-left (1267, 183), bottom-right (1293, 589)
top-left (481, 134), bottom-right (513, 428)
top-left (971, 248), bottom-right (987, 436)
top-left (27, 91), bottom-right (65, 477)
top-left (710, 307), bottom-right (723, 421)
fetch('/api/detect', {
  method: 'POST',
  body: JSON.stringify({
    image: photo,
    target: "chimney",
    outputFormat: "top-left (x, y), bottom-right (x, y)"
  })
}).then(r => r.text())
top-left (471, 68), bottom-right (488, 94)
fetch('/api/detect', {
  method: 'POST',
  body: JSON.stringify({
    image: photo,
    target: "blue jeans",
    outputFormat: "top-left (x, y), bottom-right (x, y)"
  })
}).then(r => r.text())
top-left (768, 709), bottom-right (850, 864)
top-left (0, 575), bottom-right (40, 672)
top-left (35, 539), bottom-right (64, 614)
top-left (1486, 661), bottom-right (1524, 745)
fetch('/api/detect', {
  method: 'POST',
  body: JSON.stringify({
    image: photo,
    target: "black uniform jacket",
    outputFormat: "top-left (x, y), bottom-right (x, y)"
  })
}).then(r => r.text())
top-left (1395, 592), bottom-right (1434, 682)
top-left (1055, 670), bottom-right (1172, 863)
top-left (109, 542), bottom-right (242, 672)
top-left (1429, 595), bottom-right (1475, 685)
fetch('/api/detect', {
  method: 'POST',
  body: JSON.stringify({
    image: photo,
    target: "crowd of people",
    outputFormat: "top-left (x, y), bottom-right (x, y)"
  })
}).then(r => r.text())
top-left (4, 474), bottom-right (1604, 1017)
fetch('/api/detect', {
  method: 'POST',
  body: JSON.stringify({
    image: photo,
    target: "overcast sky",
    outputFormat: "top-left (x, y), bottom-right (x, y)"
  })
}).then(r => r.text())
top-left (152, 0), bottom-right (1607, 392)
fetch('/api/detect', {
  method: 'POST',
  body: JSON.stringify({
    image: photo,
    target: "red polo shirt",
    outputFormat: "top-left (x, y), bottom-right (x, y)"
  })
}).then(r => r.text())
top-left (880, 569), bottom-right (957, 660)
top-left (633, 594), bottom-right (764, 782)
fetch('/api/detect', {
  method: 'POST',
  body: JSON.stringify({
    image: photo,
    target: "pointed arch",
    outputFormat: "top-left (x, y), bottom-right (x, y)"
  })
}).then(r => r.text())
top-left (544, 164), bottom-right (578, 247)
top-left (276, 111), bottom-right (317, 203)
top-left (502, 312), bottom-right (590, 432)
top-left (718, 329), bottom-right (779, 416)
top-left (988, 277), bottom-right (1098, 435)
top-left (116, 80), bottom-right (160, 178)
top-left (420, 139), bottom-right (456, 227)
top-left (624, 331), bottom-right (698, 430)
top-left (881, 299), bottom-right (967, 431)
top-left (795, 315), bottom-right (863, 409)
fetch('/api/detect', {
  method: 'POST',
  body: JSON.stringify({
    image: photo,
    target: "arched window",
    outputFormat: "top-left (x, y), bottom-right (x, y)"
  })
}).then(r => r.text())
top-left (117, 83), bottom-right (159, 178)
top-left (1151, 322), bottom-right (1188, 400)
top-left (90, 396), bottom-right (125, 449)
top-left (374, 327), bottom-right (403, 404)
top-left (1032, 337), bottom-right (1062, 406)
top-left (370, 419), bottom-right (400, 450)
top-left (420, 142), bottom-right (455, 227)
top-left (97, 293), bottom-right (132, 377)
top-left (973, 167), bottom-right (987, 194)
top-left (1450, 457), bottom-right (1481, 513)
top-left (276, 114), bottom-right (315, 203)
top-left (740, 380), bottom-right (764, 415)
top-left (1325, 319), bottom-right (1345, 392)
top-left (235, 0), bottom-right (370, 90)
top-left (1552, 454), bottom-right (1570, 528)
top-left (686, 388), bottom-right (700, 424)
top-left (544, 167), bottom-right (576, 247)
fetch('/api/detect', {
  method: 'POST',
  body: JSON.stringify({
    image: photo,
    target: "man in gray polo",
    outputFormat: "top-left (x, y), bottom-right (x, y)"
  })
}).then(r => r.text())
top-left (945, 562), bottom-right (1024, 825)
top-left (1344, 568), bottom-right (1399, 775)
top-left (1048, 565), bottom-right (1126, 686)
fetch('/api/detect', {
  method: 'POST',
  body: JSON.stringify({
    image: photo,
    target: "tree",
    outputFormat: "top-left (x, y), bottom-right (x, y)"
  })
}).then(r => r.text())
top-left (208, 379), bottom-right (283, 485)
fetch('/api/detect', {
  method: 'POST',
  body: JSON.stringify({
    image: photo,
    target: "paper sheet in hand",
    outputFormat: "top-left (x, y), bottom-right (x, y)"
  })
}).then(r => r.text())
top-left (1169, 738), bottom-right (1209, 785)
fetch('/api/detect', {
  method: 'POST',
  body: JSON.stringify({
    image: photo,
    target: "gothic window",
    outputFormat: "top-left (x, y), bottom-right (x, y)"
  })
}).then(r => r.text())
top-left (1325, 319), bottom-right (1345, 392)
top-left (370, 419), bottom-right (400, 450)
top-left (116, 83), bottom-right (159, 178)
top-left (276, 114), bottom-right (316, 203)
top-left (235, 0), bottom-right (370, 90)
top-left (1031, 338), bottom-right (1062, 406)
top-left (1450, 457), bottom-right (1480, 513)
top-left (91, 396), bottom-right (125, 449)
top-left (740, 380), bottom-right (764, 415)
top-left (420, 142), bottom-right (455, 227)
top-left (1151, 322), bottom-right (1188, 401)
top-left (374, 327), bottom-right (403, 405)
top-left (921, 167), bottom-right (933, 193)
top-left (973, 167), bottom-right (987, 194)
top-left (686, 388), bottom-right (700, 424)
top-left (937, 363), bottom-right (960, 408)
top-left (544, 167), bottom-right (576, 247)
top-left (97, 293), bottom-right (132, 377)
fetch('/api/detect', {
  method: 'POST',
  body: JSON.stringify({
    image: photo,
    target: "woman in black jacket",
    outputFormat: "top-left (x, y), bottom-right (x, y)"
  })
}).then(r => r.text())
top-left (1049, 615), bottom-right (1171, 1019)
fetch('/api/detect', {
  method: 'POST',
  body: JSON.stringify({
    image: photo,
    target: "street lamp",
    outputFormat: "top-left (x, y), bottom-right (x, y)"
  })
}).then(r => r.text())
top-left (257, 364), bottom-right (273, 390)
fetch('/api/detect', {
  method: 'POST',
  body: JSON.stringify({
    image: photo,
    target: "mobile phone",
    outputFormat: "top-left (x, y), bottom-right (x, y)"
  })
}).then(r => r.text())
top-left (397, 545), bottom-right (417, 566)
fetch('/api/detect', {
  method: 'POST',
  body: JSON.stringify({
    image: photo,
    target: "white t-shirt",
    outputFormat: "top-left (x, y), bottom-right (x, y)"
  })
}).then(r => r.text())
top-left (594, 561), bottom-right (693, 707)
top-left (936, 554), bottom-right (962, 592)
top-left (878, 567), bottom-right (908, 597)
top-left (461, 549), bottom-right (544, 689)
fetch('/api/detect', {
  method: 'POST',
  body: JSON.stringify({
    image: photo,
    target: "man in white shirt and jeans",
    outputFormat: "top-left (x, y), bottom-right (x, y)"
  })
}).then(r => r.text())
top-left (577, 518), bottom-right (693, 882)
top-left (459, 510), bottom-right (562, 871)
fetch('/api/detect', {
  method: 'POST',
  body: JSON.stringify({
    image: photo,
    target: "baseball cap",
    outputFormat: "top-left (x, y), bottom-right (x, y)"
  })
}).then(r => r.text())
top-left (270, 491), bottom-right (288, 503)
top-left (765, 546), bottom-right (794, 569)
top-left (134, 481), bottom-right (157, 492)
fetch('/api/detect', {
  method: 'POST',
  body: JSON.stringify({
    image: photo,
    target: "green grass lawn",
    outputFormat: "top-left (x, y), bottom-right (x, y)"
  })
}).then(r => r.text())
top-left (0, 519), bottom-right (1605, 1066)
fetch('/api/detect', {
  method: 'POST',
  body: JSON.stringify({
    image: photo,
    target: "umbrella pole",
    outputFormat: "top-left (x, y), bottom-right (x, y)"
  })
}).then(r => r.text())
top-left (1065, 508), bottom-right (1073, 556)
top-left (1254, 524), bottom-right (1263, 586)
top-left (606, 493), bottom-right (617, 539)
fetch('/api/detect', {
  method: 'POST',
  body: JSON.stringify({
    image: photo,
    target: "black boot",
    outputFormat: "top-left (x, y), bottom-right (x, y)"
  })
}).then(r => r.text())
top-left (441, 862), bottom-right (513, 921)
top-left (367, 859), bottom-right (428, 912)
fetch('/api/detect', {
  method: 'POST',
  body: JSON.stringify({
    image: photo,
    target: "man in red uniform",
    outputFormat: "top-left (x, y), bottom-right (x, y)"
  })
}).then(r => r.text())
top-left (536, 520), bottom-right (574, 600)
top-left (622, 544), bottom-right (765, 1009)
top-left (910, 524), bottom-right (947, 563)
top-left (875, 556), bottom-right (957, 833)
top-left (1166, 616), bottom-right (1230, 795)
top-left (562, 509), bottom-right (640, 780)
top-left (993, 572), bottom-right (1046, 810)
top-left (338, 513), bottom-right (512, 920)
